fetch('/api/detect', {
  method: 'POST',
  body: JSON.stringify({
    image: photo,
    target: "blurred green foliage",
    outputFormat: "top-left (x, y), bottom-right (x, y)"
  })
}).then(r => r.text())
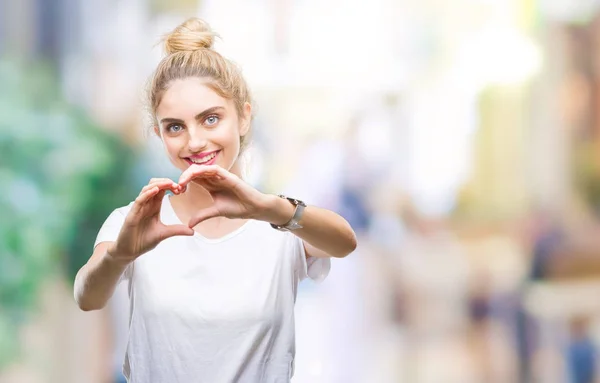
top-left (0, 59), bottom-right (138, 367)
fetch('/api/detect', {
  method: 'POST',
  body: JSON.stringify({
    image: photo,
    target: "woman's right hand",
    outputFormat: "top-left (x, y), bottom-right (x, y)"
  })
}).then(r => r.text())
top-left (107, 178), bottom-right (194, 265)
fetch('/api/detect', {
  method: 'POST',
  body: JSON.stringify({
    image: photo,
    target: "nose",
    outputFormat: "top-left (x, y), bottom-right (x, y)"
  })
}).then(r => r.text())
top-left (187, 125), bottom-right (208, 153)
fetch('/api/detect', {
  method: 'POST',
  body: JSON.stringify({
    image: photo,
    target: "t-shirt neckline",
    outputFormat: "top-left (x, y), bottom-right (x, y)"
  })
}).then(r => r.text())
top-left (164, 195), bottom-right (254, 244)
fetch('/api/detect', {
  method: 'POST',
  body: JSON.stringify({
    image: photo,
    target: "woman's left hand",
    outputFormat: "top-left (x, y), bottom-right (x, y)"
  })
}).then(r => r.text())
top-left (178, 165), bottom-right (271, 227)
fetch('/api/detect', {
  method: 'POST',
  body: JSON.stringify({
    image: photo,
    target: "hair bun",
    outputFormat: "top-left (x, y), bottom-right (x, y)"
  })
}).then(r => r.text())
top-left (163, 18), bottom-right (218, 54)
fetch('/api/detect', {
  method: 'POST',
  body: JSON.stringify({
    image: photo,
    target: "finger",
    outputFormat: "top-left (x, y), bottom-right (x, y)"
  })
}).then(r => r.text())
top-left (149, 177), bottom-right (171, 183)
top-left (141, 179), bottom-right (182, 194)
top-left (182, 172), bottom-right (230, 192)
top-left (159, 224), bottom-right (195, 241)
top-left (141, 179), bottom-right (175, 193)
top-left (155, 178), bottom-right (184, 194)
top-left (131, 186), bottom-right (160, 214)
top-left (188, 206), bottom-right (222, 228)
top-left (136, 186), bottom-right (159, 201)
top-left (178, 165), bottom-right (200, 186)
top-left (154, 186), bottom-right (169, 202)
top-left (145, 177), bottom-right (176, 189)
top-left (179, 165), bottom-right (220, 186)
top-left (189, 177), bottom-right (219, 191)
top-left (205, 166), bottom-right (235, 184)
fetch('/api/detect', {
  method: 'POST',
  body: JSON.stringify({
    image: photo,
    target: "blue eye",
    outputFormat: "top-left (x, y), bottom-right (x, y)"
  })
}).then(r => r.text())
top-left (205, 115), bottom-right (219, 126)
top-left (167, 124), bottom-right (183, 133)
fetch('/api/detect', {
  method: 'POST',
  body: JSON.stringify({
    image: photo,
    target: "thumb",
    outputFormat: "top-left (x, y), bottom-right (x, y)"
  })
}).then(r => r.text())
top-left (189, 206), bottom-right (221, 228)
top-left (159, 224), bottom-right (195, 241)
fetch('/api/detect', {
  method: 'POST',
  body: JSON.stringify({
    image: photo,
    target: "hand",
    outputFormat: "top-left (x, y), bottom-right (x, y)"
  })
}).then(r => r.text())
top-left (108, 178), bottom-right (194, 265)
top-left (178, 165), bottom-right (270, 227)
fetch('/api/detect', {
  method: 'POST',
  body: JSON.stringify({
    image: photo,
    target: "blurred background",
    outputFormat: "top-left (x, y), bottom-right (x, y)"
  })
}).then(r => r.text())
top-left (4, 0), bottom-right (600, 382)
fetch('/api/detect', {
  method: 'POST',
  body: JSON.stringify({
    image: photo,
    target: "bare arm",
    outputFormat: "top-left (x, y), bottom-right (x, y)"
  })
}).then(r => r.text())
top-left (177, 165), bottom-right (357, 258)
top-left (261, 196), bottom-right (357, 258)
top-left (73, 178), bottom-right (193, 312)
top-left (73, 242), bottom-right (129, 311)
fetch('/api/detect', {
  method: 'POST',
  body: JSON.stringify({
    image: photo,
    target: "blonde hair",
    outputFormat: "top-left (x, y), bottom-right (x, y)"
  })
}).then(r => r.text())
top-left (148, 18), bottom-right (253, 152)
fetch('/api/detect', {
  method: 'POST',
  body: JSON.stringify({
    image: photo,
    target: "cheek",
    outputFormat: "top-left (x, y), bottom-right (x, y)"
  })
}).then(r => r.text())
top-left (214, 124), bottom-right (241, 148)
top-left (162, 137), bottom-right (183, 157)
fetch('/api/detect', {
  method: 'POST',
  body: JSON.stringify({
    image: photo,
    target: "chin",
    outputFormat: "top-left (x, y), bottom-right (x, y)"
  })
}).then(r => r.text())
top-left (175, 162), bottom-right (189, 171)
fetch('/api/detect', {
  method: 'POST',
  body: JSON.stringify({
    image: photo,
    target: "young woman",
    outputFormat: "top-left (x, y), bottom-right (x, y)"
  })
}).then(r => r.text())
top-left (74, 17), bottom-right (357, 383)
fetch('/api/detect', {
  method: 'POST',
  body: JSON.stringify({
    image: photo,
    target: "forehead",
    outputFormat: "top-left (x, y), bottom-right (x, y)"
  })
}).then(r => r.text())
top-left (156, 77), bottom-right (231, 119)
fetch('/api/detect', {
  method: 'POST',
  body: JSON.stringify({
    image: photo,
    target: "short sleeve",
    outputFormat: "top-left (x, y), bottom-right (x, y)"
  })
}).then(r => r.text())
top-left (94, 204), bottom-right (133, 281)
top-left (290, 234), bottom-right (331, 283)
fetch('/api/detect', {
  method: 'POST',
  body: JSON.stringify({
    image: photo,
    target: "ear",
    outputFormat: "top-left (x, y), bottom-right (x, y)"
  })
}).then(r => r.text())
top-left (239, 102), bottom-right (252, 137)
top-left (153, 125), bottom-right (161, 137)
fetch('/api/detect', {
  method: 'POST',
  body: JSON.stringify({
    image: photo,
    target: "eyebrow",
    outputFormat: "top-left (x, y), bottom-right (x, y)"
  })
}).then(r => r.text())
top-left (159, 106), bottom-right (225, 125)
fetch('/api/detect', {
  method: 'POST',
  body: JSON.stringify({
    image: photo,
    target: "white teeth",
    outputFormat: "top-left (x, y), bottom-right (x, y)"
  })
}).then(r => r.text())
top-left (190, 152), bottom-right (217, 164)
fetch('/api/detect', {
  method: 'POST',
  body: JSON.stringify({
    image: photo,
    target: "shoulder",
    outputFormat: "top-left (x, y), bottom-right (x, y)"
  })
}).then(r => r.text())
top-left (102, 201), bottom-right (135, 223)
top-left (98, 200), bottom-right (135, 231)
top-left (94, 201), bottom-right (135, 248)
top-left (114, 201), bottom-right (135, 216)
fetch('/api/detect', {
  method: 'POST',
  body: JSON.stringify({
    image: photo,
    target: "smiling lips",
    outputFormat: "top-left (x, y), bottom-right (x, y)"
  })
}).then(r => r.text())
top-left (186, 150), bottom-right (220, 166)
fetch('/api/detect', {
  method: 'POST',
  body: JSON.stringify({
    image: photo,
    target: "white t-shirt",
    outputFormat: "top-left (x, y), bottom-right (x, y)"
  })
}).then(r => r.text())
top-left (94, 195), bottom-right (330, 383)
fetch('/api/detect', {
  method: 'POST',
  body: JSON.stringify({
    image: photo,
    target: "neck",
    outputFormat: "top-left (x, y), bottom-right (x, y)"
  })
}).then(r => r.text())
top-left (179, 182), bottom-right (214, 211)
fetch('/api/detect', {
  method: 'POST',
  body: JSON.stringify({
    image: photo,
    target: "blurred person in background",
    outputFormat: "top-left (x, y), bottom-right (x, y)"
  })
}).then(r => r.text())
top-left (73, 17), bottom-right (357, 383)
top-left (567, 316), bottom-right (597, 383)
top-left (515, 208), bottom-right (563, 382)
top-left (517, 207), bottom-right (600, 383)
